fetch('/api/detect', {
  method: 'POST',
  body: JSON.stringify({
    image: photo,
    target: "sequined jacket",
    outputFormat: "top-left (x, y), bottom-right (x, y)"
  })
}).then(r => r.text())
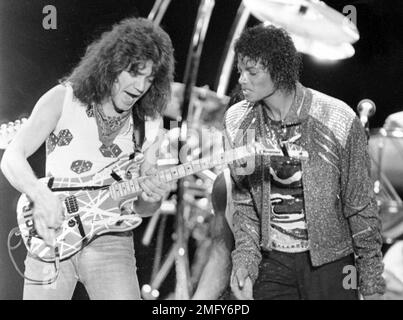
top-left (224, 83), bottom-right (385, 296)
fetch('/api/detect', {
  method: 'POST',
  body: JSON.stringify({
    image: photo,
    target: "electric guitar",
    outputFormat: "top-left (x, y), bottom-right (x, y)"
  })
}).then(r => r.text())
top-left (16, 141), bottom-right (309, 262)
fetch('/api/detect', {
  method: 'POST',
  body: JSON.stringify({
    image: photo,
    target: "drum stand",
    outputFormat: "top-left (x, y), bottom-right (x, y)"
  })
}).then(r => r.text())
top-left (141, 0), bottom-right (216, 300)
top-left (372, 128), bottom-right (403, 243)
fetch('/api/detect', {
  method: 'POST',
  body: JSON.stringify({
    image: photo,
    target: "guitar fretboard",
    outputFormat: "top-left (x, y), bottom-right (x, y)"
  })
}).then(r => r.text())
top-left (108, 143), bottom-right (307, 200)
top-left (108, 145), bottom-right (252, 200)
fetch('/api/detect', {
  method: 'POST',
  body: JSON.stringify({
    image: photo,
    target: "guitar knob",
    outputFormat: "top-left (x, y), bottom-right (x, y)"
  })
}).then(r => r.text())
top-left (125, 171), bottom-right (132, 179)
top-left (68, 219), bottom-right (76, 227)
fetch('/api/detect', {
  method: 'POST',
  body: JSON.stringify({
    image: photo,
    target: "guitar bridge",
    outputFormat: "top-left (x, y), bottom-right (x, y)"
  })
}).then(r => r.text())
top-left (64, 196), bottom-right (79, 214)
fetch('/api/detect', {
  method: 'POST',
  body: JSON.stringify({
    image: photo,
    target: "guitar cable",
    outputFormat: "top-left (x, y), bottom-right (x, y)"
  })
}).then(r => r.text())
top-left (7, 227), bottom-right (60, 285)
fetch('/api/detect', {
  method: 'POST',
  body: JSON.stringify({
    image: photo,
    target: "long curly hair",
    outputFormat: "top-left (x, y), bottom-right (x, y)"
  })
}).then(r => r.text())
top-left (64, 17), bottom-right (175, 121)
top-left (234, 24), bottom-right (301, 93)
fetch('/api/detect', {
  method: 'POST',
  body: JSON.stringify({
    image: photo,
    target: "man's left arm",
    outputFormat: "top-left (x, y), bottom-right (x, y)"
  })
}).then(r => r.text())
top-left (341, 116), bottom-right (386, 297)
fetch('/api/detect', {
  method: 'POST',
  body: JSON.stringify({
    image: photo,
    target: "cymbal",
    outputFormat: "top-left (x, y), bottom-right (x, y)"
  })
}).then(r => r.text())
top-left (371, 127), bottom-right (403, 139)
top-left (289, 31), bottom-right (355, 60)
top-left (165, 82), bottom-right (229, 122)
top-left (243, 0), bottom-right (359, 45)
top-left (384, 112), bottom-right (403, 130)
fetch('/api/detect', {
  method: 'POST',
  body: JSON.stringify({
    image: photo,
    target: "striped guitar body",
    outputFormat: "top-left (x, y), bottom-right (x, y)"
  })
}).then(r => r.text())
top-left (16, 154), bottom-right (144, 262)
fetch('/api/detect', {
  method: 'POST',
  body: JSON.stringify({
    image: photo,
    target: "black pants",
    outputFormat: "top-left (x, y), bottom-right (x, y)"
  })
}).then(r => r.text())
top-left (253, 250), bottom-right (359, 300)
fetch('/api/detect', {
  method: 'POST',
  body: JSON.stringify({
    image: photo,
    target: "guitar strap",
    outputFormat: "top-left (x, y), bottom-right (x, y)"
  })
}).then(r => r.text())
top-left (131, 108), bottom-right (145, 154)
top-left (74, 215), bottom-right (87, 245)
top-left (138, 120), bottom-right (145, 150)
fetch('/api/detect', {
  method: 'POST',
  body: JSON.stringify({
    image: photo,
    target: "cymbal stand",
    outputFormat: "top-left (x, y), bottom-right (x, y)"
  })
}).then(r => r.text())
top-left (175, 0), bottom-right (215, 300)
top-left (215, 2), bottom-right (250, 96)
top-left (148, 0), bottom-right (172, 25)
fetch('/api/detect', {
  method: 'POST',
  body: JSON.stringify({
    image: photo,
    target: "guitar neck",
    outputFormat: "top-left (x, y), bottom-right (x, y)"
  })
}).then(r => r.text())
top-left (108, 143), bottom-right (307, 200)
top-left (160, 146), bottom-right (251, 182)
top-left (109, 145), bottom-right (252, 200)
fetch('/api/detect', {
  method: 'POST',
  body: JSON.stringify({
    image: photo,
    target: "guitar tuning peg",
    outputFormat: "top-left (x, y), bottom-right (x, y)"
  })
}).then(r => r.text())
top-left (7, 125), bottom-right (15, 133)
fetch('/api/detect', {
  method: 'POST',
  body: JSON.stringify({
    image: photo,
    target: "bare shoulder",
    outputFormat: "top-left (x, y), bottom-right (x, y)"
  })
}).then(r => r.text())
top-left (27, 84), bottom-right (69, 130)
top-left (33, 84), bottom-right (67, 114)
top-left (8, 84), bottom-right (68, 156)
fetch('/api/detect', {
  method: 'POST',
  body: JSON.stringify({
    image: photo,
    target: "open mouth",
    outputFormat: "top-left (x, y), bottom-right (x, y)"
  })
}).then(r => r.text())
top-left (124, 91), bottom-right (139, 99)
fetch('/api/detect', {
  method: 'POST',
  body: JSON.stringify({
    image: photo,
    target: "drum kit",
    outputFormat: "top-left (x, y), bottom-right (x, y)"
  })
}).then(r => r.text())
top-left (139, 0), bottom-right (403, 299)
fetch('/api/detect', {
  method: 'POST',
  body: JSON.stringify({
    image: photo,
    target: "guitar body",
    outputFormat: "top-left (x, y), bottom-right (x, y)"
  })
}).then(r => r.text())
top-left (16, 155), bottom-right (143, 262)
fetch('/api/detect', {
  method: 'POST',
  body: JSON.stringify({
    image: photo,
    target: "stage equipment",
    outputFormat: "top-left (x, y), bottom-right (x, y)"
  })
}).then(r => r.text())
top-left (369, 123), bottom-right (403, 243)
top-left (243, 0), bottom-right (359, 60)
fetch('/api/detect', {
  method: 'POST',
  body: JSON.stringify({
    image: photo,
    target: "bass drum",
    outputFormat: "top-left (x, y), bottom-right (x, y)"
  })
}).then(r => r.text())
top-left (383, 240), bottom-right (403, 299)
top-left (369, 127), bottom-right (403, 196)
top-left (368, 126), bottom-right (403, 242)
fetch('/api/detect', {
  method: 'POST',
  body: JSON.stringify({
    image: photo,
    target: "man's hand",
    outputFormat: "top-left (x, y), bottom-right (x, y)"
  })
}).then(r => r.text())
top-left (230, 267), bottom-right (253, 300)
top-left (139, 167), bottom-right (170, 203)
top-left (31, 183), bottom-right (64, 247)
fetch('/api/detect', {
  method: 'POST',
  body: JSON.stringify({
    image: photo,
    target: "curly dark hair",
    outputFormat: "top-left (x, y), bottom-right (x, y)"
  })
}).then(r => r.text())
top-left (234, 24), bottom-right (301, 93)
top-left (64, 17), bottom-right (175, 121)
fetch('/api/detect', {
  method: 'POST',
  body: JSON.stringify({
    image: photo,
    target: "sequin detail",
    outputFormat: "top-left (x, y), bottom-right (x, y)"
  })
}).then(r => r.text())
top-left (309, 90), bottom-right (355, 148)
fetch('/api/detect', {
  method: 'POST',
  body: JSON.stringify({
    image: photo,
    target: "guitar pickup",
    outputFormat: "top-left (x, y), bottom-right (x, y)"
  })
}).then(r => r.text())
top-left (64, 196), bottom-right (79, 214)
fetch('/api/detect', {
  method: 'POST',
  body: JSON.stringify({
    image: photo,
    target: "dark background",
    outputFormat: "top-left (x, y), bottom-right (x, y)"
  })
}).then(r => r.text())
top-left (0, 0), bottom-right (402, 299)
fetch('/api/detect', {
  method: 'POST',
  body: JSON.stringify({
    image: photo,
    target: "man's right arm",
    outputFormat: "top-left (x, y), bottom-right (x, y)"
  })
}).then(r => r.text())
top-left (1, 84), bottom-right (66, 245)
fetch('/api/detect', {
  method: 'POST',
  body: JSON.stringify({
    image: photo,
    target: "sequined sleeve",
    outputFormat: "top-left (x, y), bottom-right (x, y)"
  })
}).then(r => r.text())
top-left (229, 171), bottom-right (262, 284)
top-left (341, 116), bottom-right (386, 296)
top-left (223, 114), bottom-right (262, 284)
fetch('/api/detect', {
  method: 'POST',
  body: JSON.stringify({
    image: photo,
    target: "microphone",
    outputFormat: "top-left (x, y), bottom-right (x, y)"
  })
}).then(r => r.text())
top-left (357, 99), bottom-right (376, 127)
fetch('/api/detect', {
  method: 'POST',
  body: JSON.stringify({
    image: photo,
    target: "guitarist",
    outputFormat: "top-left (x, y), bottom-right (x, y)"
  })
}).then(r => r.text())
top-left (1, 17), bottom-right (174, 300)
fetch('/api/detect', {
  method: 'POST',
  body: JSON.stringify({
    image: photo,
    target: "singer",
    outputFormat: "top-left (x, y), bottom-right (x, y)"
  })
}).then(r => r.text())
top-left (195, 24), bottom-right (385, 300)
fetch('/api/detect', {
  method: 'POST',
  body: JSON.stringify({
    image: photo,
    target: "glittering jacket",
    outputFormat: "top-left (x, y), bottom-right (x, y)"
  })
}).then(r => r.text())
top-left (223, 83), bottom-right (385, 296)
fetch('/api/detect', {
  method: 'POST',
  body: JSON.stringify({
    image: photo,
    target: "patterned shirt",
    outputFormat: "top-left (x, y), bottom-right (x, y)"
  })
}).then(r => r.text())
top-left (264, 117), bottom-right (309, 252)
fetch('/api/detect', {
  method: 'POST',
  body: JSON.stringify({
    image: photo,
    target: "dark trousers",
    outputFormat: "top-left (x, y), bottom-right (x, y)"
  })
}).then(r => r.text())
top-left (253, 250), bottom-right (359, 300)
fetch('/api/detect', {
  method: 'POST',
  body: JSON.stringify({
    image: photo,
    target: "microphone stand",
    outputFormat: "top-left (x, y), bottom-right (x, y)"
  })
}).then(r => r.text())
top-left (363, 120), bottom-right (371, 142)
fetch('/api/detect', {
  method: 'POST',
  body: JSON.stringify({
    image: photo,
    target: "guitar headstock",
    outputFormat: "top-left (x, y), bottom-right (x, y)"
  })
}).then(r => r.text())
top-left (0, 118), bottom-right (27, 149)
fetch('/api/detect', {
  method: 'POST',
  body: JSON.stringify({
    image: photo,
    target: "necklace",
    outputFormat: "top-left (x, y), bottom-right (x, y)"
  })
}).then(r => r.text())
top-left (94, 104), bottom-right (131, 147)
top-left (263, 107), bottom-right (301, 147)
